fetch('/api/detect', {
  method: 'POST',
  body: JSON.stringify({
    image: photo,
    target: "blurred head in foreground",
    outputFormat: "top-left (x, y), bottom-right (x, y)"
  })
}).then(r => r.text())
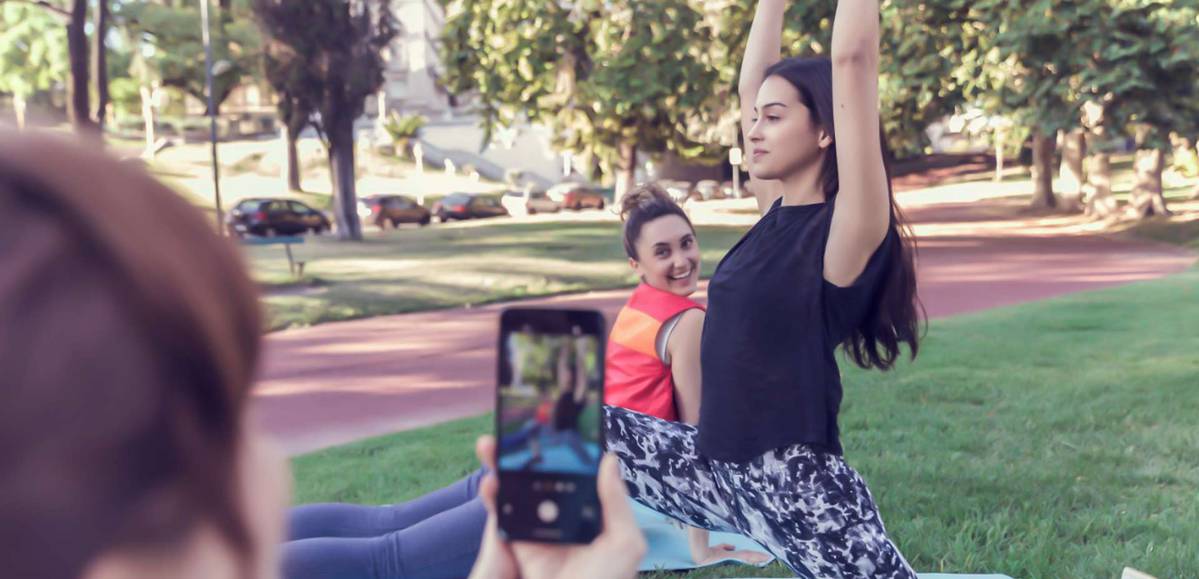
top-left (0, 131), bottom-right (288, 579)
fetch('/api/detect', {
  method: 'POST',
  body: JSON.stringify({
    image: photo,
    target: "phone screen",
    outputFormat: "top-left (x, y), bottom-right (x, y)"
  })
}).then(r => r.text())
top-left (496, 308), bottom-right (605, 543)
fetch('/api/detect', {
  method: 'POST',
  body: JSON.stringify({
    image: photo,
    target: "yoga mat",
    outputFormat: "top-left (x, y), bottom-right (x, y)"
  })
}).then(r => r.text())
top-left (632, 500), bottom-right (1013, 578)
top-left (633, 500), bottom-right (774, 571)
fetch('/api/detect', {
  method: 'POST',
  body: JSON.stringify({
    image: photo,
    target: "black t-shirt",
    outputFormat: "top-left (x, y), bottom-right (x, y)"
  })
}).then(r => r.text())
top-left (697, 198), bottom-right (895, 461)
top-left (553, 389), bottom-right (584, 431)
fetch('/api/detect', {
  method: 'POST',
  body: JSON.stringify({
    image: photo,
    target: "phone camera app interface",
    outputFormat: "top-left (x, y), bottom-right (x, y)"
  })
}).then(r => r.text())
top-left (498, 325), bottom-right (602, 476)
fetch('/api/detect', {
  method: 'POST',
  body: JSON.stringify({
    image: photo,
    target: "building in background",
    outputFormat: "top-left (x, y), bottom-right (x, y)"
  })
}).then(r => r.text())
top-left (370, 0), bottom-right (455, 119)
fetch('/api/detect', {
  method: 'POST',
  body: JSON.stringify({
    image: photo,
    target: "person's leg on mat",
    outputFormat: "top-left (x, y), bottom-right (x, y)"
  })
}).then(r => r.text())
top-left (607, 406), bottom-right (915, 578)
top-left (288, 467), bottom-right (487, 540)
top-left (282, 496), bottom-right (487, 579)
top-left (602, 406), bottom-right (739, 533)
top-left (714, 446), bottom-right (916, 579)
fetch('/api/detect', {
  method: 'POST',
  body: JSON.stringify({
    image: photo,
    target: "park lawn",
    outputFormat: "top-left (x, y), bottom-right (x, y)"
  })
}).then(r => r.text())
top-left (290, 266), bottom-right (1199, 578)
top-left (249, 220), bottom-right (747, 332)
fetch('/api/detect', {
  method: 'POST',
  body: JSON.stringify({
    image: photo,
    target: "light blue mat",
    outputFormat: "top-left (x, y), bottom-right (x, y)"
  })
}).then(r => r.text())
top-left (632, 500), bottom-right (1012, 578)
top-left (633, 499), bottom-right (774, 571)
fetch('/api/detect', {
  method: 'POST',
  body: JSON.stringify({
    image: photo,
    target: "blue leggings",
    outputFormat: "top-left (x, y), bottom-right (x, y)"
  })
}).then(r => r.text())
top-left (282, 468), bottom-right (487, 579)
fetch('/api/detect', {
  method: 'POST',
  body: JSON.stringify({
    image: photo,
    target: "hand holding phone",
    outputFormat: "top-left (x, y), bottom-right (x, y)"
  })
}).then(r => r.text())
top-left (468, 435), bottom-right (646, 579)
top-left (495, 308), bottom-right (606, 544)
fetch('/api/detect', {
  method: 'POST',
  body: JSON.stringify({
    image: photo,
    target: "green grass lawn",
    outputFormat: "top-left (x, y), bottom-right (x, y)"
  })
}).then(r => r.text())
top-left (250, 221), bottom-right (748, 332)
top-left (291, 266), bottom-right (1199, 578)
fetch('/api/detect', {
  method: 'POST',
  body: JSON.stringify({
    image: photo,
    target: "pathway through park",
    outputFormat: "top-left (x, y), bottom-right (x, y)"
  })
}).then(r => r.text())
top-left (251, 186), bottom-right (1196, 455)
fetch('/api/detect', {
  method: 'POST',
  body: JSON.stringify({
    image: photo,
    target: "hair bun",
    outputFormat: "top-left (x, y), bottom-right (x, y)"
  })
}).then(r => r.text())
top-left (619, 183), bottom-right (673, 222)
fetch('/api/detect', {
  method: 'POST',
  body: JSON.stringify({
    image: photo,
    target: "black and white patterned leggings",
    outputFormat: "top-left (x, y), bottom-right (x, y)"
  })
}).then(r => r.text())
top-left (604, 406), bottom-right (916, 578)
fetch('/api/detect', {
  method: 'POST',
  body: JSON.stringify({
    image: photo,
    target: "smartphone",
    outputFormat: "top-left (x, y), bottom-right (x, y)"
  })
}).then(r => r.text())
top-left (495, 308), bottom-right (606, 544)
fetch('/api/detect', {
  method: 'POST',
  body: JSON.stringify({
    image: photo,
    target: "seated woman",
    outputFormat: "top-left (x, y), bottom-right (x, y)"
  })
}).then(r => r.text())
top-left (281, 185), bottom-right (765, 578)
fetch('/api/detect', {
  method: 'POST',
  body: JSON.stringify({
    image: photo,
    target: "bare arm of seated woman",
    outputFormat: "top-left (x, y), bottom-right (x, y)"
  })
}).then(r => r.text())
top-left (668, 310), bottom-right (771, 566)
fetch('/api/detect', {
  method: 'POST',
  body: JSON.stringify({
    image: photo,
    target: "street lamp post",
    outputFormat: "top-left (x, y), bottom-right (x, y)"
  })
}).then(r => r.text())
top-left (200, 0), bottom-right (224, 235)
top-left (729, 146), bottom-right (743, 198)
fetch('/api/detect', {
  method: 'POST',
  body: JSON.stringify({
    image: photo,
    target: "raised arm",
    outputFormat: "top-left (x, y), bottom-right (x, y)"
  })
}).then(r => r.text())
top-left (825, 0), bottom-right (890, 287)
top-left (740, 0), bottom-right (787, 213)
top-left (739, 0), bottom-right (786, 139)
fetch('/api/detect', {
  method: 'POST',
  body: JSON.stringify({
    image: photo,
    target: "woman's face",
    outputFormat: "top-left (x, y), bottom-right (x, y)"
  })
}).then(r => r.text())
top-left (630, 215), bottom-right (700, 297)
top-left (745, 75), bottom-right (831, 181)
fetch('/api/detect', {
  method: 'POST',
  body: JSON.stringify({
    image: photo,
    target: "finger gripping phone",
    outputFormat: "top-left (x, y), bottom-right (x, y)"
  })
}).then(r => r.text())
top-left (496, 308), bottom-right (606, 544)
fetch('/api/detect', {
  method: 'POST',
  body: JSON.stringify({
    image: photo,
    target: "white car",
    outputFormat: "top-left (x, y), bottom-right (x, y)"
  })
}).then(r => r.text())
top-left (501, 190), bottom-right (562, 215)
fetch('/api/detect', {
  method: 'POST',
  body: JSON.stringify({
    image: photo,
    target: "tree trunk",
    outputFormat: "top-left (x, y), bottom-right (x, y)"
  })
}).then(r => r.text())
top-left (1129, 148), bottom-right (1169, 219)
top-left (283, 124), bottom-right (303, 192)
top-left (328, 118), bottom-right (361, 241)
top-left (1029, 130), bottom-right (1057, 209)
top-left (139, 84), bottom-right (158, 157)
top-left (13, 93), bottom-right (27, 130)
top-left (1084, 151), bottom-right (1116, 218)
top-left (93, 0), bottom-right (110, 131)
top-left (66, 0), bottom-right (95, 132)
top-left (1193, 140), bottom-right (1199, 200)
top-left (1058, 128), bottom-right (1086, 211)
top-left (615, 141), bottom-right (637, 208)
top-left (993, 126), bottom-right (1006, 183)
top-left (1081, 104), bottom-right (1116, 218)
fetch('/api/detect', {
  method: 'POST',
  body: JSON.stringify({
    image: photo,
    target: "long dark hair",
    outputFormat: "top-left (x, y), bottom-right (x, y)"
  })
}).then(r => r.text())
top-left (619, 183), bottom-right (694, 261)
top-left (0, 132), bottom-right (262, 578)
top-left (763, 57), bottom-right (924, 369)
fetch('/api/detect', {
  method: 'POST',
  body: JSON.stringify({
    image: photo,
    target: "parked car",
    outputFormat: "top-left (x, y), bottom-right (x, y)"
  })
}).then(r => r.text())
top-left (358, 194), bottom-right (431, 229)
top-left (658, 180), bottom-right (696, 204)
top-left (695, 180), bottom-right (722, 201)
top-left (550, 183), bottom-right (606, 210)
top-left (226, 198), bottom-right (330, 237)
top-left (501, 189), bottom-right (562, 215)
top-left (432, 193), bottom-right (509, 222)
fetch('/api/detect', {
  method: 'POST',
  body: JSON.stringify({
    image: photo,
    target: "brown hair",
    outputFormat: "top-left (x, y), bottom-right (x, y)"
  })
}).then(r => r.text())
top-left (619, 183), bottom-right (694, 260)
top-left (0, 131), bottom-right (263, 578)
top-left (764, 57), bottom-right (924, 369)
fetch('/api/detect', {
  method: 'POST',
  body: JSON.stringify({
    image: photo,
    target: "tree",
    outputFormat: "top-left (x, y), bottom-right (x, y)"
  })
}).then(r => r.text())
top-left (94, 0), bottom-right (111, 130)
top-left (254, 0), bottom-right (398, 240)
top-left (1081, 0), bottom-right (1199, 219)
top-left (878, 0), bottom-right (976, 159)
top-left (66, 0), bottom-right (93, 131)
top-left (971, 0), bottom-right (1105, 210)
top-left (442, 0), bottom-right (721, 201)
top-left (0, 4), bottom-right (68, 128)
top-left (3, 0), bottom-right (96, 130)
top-left (115, 0), bottom-right (261, 115)
top-left (261, 36), bottom-right (318, 192)
top-left (110, 7), bottom-right (165, 156)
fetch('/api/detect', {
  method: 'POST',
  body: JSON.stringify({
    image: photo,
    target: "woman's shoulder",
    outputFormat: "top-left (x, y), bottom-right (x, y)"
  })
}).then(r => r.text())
top-left (678, 306), bottom-right (705, 325)
top-left (663, 307), bottom-right (705, 361)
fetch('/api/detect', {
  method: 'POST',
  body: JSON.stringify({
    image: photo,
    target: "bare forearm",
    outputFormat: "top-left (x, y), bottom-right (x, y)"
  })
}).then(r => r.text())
top-left (688, 526), bottom-right (711, 562)
top-left (675, 379), bottom-right (701, 426)
top-left (831, 0), bottom-right (881, 65)
top-left (739, 0), bottom-right (787, 94)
